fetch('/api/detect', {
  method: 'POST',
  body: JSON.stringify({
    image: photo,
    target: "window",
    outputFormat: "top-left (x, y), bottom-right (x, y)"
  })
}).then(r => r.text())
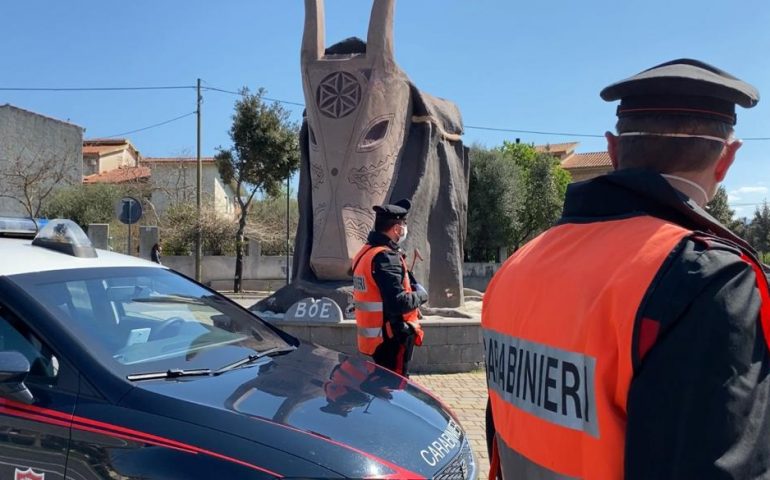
top-left (0, 307), bottom-right (59, 382)
top-left (9, 268), bottom-right (291, 377)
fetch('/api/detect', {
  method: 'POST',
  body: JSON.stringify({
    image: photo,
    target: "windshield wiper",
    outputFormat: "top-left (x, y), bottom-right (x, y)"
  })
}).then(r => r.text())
top-left (214, 346), bottom-right (297, 375)
top-left (127, 368), bottom-right (212, 381)
top-left (131, 294), bottom-right (207, 305)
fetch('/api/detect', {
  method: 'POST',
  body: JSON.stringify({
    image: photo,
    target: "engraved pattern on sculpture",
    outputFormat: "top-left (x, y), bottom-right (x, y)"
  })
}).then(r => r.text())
top-left (316, 72), bottom-right (363, 119)
top-left (341, 205), bottom-right (375, 243)
top-left (347, 153), bottom-right (397, 195)
top-left (312, 203), bottom-right (328, 248)
top-left (310, 162), bottom-right (325, 190)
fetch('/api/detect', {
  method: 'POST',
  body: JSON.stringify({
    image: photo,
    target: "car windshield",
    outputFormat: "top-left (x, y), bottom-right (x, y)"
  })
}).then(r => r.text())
top-left (8, 267), bottom-right (291, 376)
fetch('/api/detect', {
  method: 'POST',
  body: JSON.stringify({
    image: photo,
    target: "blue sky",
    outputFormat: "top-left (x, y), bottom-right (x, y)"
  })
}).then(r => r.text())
top-left (2, 1), bottom-right (769, 216)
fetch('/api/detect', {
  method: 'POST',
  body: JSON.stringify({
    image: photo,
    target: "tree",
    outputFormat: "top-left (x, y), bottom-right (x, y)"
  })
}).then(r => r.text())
top-left (215, 88), bottom-right (300, 292)
top-left (465, 146), bottom-right (518, 261)
top-left (247, 191), bottom-right (299, 256)
top-left (706, 186), bottom-right (736, 226)
top-left (42, 184), bottom-right (123, 228)
top-left (464, 142), bottom-right (571, 261)
top-left (0, 150), bottom-right (72, 218)
top-left (162, 203), bottom-right (237, 256)
top-left (748, 202), bottom-right (770, 257)
top-left (501, 141), bottom-right (571, 250)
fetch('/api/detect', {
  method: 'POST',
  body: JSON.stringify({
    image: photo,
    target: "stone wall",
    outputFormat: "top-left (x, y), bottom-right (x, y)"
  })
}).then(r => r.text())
top-left (161, 242), bottom-right (292, 290)
top-left (161, 251), bottom-right (502, 293)
top-left (463, 262), bottom-right (502, 292)
top-left (271, 318), bottom-right (483, 374)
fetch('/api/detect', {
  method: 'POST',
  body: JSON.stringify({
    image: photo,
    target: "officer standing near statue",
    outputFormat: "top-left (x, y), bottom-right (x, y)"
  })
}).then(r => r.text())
top-left (483, 59), bottom-right (770, 478)
top-left (353, 199), bottom-right (427, 377)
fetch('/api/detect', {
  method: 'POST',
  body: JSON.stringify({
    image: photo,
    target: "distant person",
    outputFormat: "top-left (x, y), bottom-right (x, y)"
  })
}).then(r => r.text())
top-left (352, 199), bottom-right (427, 377)
top-left (151, 243), bottom-right (162, 265)
top-left (483, 59), bottom-right (770, 478)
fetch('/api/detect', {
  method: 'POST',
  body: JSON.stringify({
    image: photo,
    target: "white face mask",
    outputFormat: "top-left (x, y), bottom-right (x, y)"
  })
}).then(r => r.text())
top-left (397, 225), bottom-right (408, 244)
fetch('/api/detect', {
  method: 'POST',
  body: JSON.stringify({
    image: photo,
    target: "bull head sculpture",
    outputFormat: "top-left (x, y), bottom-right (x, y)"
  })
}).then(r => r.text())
top-left (301, 0), bottom-right (411, 280)
top-left (255, 0), bottom-right (469, 313)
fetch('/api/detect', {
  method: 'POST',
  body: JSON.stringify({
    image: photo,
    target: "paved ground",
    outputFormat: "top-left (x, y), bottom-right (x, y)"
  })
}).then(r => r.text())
top-left (411, 371), bottom-right (489, 480)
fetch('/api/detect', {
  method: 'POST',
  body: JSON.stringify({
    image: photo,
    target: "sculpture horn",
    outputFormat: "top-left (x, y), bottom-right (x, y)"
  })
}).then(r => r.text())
top-left (366, 0), bottom-right (395, 63)
top-left (301, 0), bottom-right (325, 63)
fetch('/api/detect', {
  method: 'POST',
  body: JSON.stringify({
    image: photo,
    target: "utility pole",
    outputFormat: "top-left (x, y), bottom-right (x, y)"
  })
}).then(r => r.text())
top-left (286, 172), bottom-right (290, 285)
top-left (195, 78), bottom-right (202, 282)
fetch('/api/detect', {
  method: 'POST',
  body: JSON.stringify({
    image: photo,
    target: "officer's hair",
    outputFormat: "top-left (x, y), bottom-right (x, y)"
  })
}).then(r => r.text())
top-left (374, 217), bottom-right (403, 234)
top-left (615, 116), bottom-right (733, 173)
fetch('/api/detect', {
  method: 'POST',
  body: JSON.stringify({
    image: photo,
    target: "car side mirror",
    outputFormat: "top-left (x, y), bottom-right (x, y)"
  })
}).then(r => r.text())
top-left (0, 351), bottom-right (34, 404)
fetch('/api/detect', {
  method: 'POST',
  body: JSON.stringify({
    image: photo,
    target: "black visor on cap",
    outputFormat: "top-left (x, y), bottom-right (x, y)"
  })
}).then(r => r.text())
top-left (372, 201), bottom-right (409, 220)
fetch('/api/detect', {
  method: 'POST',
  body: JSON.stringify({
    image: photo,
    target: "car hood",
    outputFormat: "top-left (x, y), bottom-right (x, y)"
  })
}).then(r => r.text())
top-left (122, 342), bottom-right (472, 478)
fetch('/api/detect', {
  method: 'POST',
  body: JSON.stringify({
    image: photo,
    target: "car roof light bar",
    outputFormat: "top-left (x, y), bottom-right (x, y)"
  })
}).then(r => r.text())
top-left (31, 219), bottom-right (97, 258)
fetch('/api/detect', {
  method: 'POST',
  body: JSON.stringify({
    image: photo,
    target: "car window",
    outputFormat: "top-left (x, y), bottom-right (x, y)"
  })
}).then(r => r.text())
top-left (0, 306), bottom-right (59, 383)
top-left (8, 267), bottom-right (290, 376)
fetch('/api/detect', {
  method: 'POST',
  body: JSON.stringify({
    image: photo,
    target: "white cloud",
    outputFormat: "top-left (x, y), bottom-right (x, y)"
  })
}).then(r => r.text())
top-left (728, 194), bottom-right (742, 202)
top-left (731, 186), bottom-right (769, 195)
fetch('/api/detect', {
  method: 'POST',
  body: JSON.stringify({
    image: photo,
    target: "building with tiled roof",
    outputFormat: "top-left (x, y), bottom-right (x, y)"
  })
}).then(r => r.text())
top-left (561, 151), bottom-right (613, 182)
top-left (142, 156), bottom-right (216, 164)
top-left (534, 142), bottom-right (580, 161)
top-left (535, 141), bottom-right (613, 182)
top-left (140, 157), bottom-right (237, 218)
top-left (83, 165), bottom-right (151, 185)
top-left (82, 138), bottom-right (141, 176)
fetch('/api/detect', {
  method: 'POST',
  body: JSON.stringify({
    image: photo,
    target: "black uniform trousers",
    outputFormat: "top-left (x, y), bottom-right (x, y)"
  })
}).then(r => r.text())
top-left (372, 332), bottom-right (415, 377)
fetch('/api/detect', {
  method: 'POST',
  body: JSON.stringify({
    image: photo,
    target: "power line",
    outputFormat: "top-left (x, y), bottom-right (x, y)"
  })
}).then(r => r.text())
top-left (102, 111), bottom-right (197, 138)
top-left (202, 86), bottom-right (306, 107)
top-left (201, 88), bottom-right (770, 141)
top-left (0, 85), bottom-right (195, 92)
top-left (464, 124), bottom-right (604, 138)
top-left (4, 82), bottom-right (770, 141)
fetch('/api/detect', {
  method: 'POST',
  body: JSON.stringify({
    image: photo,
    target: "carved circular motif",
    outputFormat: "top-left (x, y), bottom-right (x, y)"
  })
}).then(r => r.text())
top-left (316, 72), bottom-right (362, 119)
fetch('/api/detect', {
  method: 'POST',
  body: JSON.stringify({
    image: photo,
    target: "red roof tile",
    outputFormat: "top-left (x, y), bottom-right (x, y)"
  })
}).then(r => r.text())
top-left (83, 166), bottom-right (151, 184)
top-left (561, 151), bottom-right (612, 169)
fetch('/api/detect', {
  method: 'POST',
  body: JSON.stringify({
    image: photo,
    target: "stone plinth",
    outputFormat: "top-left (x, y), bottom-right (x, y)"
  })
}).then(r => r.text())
top-left (260, 301), bottom-right (483, 374)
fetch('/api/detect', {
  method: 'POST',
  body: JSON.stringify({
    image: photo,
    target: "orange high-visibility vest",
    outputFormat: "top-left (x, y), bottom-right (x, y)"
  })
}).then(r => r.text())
top-left (482, 216), bottom-right (693, 479)
top-left (352, 245), bottom-right (423, 355)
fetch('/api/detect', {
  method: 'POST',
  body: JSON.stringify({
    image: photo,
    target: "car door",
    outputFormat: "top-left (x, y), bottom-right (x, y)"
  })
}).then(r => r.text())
top-left (0, 302), bottom-right (78, 480)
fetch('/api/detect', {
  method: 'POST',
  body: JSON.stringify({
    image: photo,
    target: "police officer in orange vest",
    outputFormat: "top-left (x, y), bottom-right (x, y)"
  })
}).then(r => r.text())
top-left (483, 59), bottom-right (769, 479)
top-left (352, 199), bottom-right (427, 377)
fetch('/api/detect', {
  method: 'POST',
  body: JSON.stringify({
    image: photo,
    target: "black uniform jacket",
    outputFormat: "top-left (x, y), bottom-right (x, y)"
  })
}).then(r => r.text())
top-left (564, 169), bottom-right (770, 479)
top-left (360, 231), bottom-right (426, 340)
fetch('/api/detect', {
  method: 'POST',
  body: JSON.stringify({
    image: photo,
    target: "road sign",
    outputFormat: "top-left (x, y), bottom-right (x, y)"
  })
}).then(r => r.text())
top-left (116, 197), bottom-right (142, 225)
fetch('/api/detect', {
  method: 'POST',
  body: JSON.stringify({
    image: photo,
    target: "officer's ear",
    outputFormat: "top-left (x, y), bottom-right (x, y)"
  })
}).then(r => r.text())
top-left (714, 139), bottom-right (742, 182)
top-left (605, 131), bottom-right (619, 170)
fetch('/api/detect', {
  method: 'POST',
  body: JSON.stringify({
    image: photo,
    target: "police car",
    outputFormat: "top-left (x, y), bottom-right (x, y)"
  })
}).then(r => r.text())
top-left (0, 217), bottom-right (476, 479)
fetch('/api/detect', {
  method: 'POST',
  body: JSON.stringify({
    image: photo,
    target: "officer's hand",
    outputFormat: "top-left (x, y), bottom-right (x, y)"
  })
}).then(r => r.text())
top-left (393, 321), bottom-right (413, 341)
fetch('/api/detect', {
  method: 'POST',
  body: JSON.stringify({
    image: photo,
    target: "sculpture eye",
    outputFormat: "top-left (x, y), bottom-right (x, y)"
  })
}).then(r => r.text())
top-left (357, 116), bottom-right (392, 151)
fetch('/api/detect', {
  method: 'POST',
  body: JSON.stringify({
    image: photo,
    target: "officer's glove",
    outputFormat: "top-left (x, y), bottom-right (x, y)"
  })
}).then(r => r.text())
top-left (392, 321), bottom-right (413, 341)
top-left (413, 283), bottom-right (428, 303)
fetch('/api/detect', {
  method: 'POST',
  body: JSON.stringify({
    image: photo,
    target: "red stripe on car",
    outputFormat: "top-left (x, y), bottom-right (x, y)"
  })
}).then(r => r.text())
top-left (0, 399), bottom-right (282, 477)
